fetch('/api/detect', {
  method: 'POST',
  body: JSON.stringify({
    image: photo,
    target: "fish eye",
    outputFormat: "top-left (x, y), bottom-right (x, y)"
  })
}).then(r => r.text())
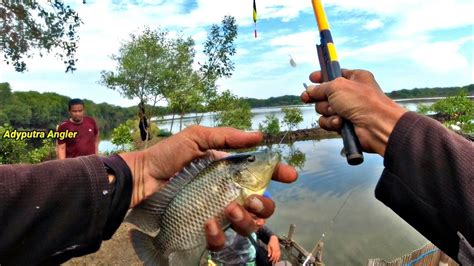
top-left (247, 155), bottom-right (256, 162)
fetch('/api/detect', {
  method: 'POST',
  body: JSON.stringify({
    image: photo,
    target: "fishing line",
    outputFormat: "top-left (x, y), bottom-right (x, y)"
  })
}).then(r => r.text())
top-left (302, 189), bottom-right (355, 266)
top-left (278, 129), bottom-right (290, 146)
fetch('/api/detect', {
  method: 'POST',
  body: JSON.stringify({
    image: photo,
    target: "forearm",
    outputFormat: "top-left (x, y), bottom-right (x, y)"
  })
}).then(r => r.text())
top-left (375, 112), bottom-right (474, 263)
top-left (0, 155), bottom-right (132, 264)
top-left (364, 97), bottom-right (407, 156)
top-left (257, 225), bottom-right (275, 244)
top-left (95, 133), bottom-right (100, 154)
top-left (57, 144), bottom-right (66, 160)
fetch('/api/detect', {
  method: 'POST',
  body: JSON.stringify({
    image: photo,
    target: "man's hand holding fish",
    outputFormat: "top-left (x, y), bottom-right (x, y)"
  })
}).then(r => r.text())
top-left (119, 125), bottom-right (298, 265)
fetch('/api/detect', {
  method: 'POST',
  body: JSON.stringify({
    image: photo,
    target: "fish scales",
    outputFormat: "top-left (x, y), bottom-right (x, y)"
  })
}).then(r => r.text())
top-left (127, 149), bottom-right (279, 265)
top-left (155, 160), bottom-right (238, 252)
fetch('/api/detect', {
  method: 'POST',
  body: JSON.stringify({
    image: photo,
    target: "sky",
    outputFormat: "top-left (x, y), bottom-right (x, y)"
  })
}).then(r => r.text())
top-left (1, 0), bottom-right (473, 107)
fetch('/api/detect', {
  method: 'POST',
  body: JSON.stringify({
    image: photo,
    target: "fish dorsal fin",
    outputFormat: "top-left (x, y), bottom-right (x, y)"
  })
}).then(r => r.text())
top-left (125, 156), bottom-right (214, 233)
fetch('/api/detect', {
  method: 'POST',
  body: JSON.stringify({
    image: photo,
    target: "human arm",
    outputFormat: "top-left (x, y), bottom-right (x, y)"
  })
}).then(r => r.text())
top-left (56, 123), bottom-right (67, 159)
top-left (57, 141), bottom-right (66, 159)
top-left (0, 126), bottom-right (297, 264)
top-left (301, 69), bottom-right (473, 263)
top-left (94, 119), bottom-right (100, 154)
top-left (257, 226), bottom-right (281, 263)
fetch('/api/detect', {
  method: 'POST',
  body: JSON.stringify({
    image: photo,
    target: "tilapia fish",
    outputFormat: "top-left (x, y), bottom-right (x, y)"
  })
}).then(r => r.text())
top-left (125, 149), bottom-right (279, 266)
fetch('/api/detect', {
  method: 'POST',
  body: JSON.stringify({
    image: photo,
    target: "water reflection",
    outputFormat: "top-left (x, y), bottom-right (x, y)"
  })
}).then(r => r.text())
top-left (263, 139), bottom-right (427, 265)
top-left (154, 100), bottom-right (431, 134)
top-left (270, 142), bottom-right (307, 170)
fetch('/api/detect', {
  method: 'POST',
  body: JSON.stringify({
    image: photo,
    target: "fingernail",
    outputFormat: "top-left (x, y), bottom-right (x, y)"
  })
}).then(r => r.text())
top-left (248, 196), bottom-right (264, 213)
top-left (331, 117), bottom-right (340, 126)
top-left (328, 106), bottom-right (333, 113)
top-left (306, 86), bottom-right (314, 94)
top-left (228, 203), bottom-right (243, 222)
top-left (205, 220), bottom-right (219, 236)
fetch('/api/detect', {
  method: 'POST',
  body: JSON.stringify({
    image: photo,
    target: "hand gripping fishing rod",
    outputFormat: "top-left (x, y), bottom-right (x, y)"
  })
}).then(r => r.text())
top-left (311, 0), bottom-right (364, 165)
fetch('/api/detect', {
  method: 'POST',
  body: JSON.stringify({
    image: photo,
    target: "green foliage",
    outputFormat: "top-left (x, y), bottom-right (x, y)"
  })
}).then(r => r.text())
top-left (0, 124), bottom-right (29, 164)
top-left (0, 83), bottom-right (13, 106)
top-left (111, 123), bottom-right (133, 151)
top-left (200, 16), bottom-right (238, 82)
top-left (431, 91), bottom-right (473, 133)
top-left (259, 114), bottom-right (280, 134)
top-left (386, 84), bottom-right (474, 99)
top-left (284, 146), bottom-right (306, 170)
top-left (0, 83), bottom-right (137, 138)
top-left (244, 95), bottom-right (302, 108)
top-left (416, 104), bottom-right (432, 115)
top-left (282, 107), bottom-right (303, 130)
top-left (28, 139), bottom-right (56, 164)
top-left (215, 99), bottom-right (253, 130)
top-left (1, 1), bottom-right (82, 72)
top-left (101, 28), bottom-right (173, 107)
top-left (4, 100), bottom-right (32, 128)
top-left (417, 90), bottom-right (473, 133)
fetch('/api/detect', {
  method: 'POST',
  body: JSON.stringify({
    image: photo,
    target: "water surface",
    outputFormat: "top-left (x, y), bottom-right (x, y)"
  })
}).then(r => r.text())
top-left (263, 139), bottom-right (427, 265)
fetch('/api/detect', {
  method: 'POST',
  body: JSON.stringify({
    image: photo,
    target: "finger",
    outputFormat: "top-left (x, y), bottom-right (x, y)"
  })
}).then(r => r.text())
top-left (309, 71), bottom-right (323, 83)
top-left (186, 126), bottom-right (263, 151)
top-left (341, 68), bottom-right (357, 79)
top-left (225, 202), bottom-right (258, 236)
top-left (204, 219), bottom-right (225, 251)
top-left (244, 195), bottom-right (275, 219)
top-left (272, 163), bottom-right (298, 183)
top-left (315, 101), bottom-right (335, 116)
top-left (306, 83), bottom-right (335, 102)
top-left (300, 90), bottom-right (316, 104)
top-left (318, 115), bottom-right (342, 131)
top-left (207, 150), bottom-right (230, 160)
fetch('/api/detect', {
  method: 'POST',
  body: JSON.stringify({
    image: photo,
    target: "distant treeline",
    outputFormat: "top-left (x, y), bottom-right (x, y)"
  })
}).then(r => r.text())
top-left (244, 95), bottom-right (302, 108)
top-left (0, 82), bottom-right (139, 138)
top-left (243, 84), bottom-right (474, 108)
top-left (385, 84), bottom-right (474, 99)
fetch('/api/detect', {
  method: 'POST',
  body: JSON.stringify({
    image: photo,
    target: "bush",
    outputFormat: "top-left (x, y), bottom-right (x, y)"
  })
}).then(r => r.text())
top-left (215, 100), bottom-right (253, 130)
top-left (0, 124), bottom-right (29, 164)
top-left (418, 90), bottom-right (473, 133)
top-left (258, 114), bottom-right (280, 134)
top-left (111, 122), bottom-right (133, 151)
top-left (282, 107), bottom-right (303, 131)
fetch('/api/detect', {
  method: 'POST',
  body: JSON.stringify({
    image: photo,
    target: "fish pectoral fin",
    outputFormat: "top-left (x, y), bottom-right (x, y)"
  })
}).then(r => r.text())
top-left (168, 244), bottom-right (207, 266)
top-left (130, 229), bottom-right (168, 266)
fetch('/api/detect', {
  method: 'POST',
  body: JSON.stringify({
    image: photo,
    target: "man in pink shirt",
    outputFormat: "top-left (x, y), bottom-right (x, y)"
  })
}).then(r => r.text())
top-left (56, 98), bottom-right (99, 159)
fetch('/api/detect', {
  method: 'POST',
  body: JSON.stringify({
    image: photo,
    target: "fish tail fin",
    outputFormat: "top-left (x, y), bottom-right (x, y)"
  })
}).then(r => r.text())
top-left (129, 229), bottom-right (168, 266)
top-left (168, 244), bottom-right (207, 266)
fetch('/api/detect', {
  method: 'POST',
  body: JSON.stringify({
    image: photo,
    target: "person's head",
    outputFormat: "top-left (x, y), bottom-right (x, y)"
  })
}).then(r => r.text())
top-left (68, 98), bottom-right (85, 123)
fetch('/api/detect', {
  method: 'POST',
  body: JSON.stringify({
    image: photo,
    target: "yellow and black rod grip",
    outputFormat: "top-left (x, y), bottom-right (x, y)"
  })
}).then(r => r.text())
top-left (313, 0), bottom-right (363, 165)
top-left (319, 44), bottom-right (364, 165)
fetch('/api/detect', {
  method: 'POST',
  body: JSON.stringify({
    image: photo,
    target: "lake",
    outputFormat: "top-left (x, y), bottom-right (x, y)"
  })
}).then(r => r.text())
top-left (99, 101), bottom-right (425, 152)
top-left (99, 101), bottom-right (431, 264)
top-left (263, 139), bottom-right (427, 265)
top-left (154, 101), bottom-right (423, 134)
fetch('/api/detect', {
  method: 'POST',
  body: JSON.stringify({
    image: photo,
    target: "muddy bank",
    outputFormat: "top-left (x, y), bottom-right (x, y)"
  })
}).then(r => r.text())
top-left (262, 127), bottom-right (340, 145)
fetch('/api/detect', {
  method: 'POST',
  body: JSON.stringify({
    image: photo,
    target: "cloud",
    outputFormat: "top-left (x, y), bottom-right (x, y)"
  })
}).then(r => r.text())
top-left (363, 19), bottom-right (384, 30)
top-left (1, 0), bottom-right (472, 106)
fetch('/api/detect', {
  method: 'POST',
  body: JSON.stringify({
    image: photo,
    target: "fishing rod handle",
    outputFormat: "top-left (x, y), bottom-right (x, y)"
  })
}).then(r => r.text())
top-left (330, 62), bottom-right (364, 165)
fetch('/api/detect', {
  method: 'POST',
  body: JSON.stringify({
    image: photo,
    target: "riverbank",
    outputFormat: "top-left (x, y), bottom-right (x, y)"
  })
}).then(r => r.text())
top-left (262, 127), bottom-right (340, 144)
top-left (261, 114), bottom-right (473, 145)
